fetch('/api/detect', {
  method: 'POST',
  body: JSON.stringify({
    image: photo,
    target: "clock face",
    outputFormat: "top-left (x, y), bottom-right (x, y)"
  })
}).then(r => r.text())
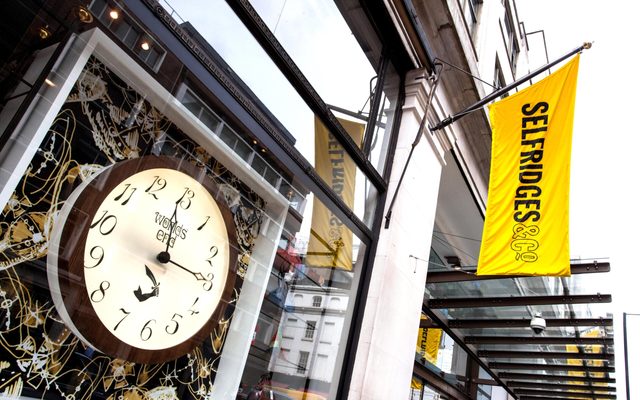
top-left (83, 167), bottom-right (229, 350)
top-left (48, 157), bottom-right (237, 363)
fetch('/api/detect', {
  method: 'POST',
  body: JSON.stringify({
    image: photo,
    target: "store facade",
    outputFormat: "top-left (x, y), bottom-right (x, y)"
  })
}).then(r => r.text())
top-left (0, 0), bottom-right (409, 398)
top-left (1, 1), bottom-right (616, 399)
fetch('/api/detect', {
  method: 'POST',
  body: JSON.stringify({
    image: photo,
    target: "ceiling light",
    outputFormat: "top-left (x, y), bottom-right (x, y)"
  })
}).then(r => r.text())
top-left (109, 9), bottom-right (119, 19)
top-left (75, 5), bottom-right (93, 23)
top-left (140, 41), bottom-right (150, 51)
top-left (38, 26), bottom-right (50, 40)
top-left (44, 78), bottom-right (56, 87)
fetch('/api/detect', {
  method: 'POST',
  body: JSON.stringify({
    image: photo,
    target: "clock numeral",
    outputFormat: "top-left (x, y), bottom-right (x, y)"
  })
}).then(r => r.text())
top-left (197, 216), bottom-right (210, 231)
top-left (113, 308), bottom-right (131, 331)
top-left (176, 187), bottom-right (194, 210)
top-left (145, 176), bottom-right (166, 200)
top-left (90, 210), bottom-right (117, 235)
top-left (90, 281), bottom-right (111, 303)
top-left (188, 297), bottom-right (200, 315)
top-left (114, 183), bottom-right (137, 206)
top-left (205, 246), bottom-right (219, 267)
top-left (140, 319), bottom-right (156, 341)
top-left (85, 246), bottom-right (104, 269)
top-left (202, 273), bottom-right (214, 292)
top-left (165, 313), bottom-right (183, 335)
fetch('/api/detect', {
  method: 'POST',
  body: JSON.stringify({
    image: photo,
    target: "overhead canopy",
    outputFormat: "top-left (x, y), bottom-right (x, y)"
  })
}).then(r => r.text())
top-left (424, 260), bottom-right (616, 399)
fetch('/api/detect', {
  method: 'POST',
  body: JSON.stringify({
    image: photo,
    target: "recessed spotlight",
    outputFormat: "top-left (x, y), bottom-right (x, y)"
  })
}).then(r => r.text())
top-left (38, 26), bottom-right (50, 40)
top-left (44, 78), bottom-right (56, 87)
top-left (252, 139), bottom-right (257, 145)
top-left (140, 41), bottom-right (150, 51)
top-left (76, 5), bottom-right (93, 23)
top-left (261, 148), bottom-right (266, 153)
top-left (109, 9), bottom-right (119, 19)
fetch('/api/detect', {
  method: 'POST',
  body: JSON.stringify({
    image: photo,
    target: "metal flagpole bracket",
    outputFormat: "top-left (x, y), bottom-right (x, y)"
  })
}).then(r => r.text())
top-left (429, 42), bottom-right (592, 132)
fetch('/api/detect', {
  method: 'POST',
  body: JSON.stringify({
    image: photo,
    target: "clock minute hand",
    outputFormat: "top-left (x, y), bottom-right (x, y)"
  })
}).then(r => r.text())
top-left (166, 259), bottom-right (209, 282)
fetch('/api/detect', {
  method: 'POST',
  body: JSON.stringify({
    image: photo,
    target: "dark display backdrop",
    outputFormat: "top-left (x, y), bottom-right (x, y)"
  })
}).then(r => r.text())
top-left (0, 55), bottom-right (266, 399)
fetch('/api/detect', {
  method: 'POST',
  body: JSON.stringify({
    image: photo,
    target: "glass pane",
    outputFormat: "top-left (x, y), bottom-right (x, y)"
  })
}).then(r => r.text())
top-left (247, 0), bottom-right (379, 147)
top-left (239, 196), bottom-right (367, 399)
top-left (435, 303), bottom-right (610, 320)
top-left (0, 36), bottom-right (376, 398)
top-left (162, 1), bottom-right (378, 226)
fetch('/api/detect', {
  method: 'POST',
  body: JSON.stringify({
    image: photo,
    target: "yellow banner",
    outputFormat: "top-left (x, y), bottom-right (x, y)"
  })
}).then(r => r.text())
top-left (416, 315), bottom-right (442, 365)
top-left (477, 55), bottom-right (581, 276)
top-left (307, 117), bottom-right (364, 270)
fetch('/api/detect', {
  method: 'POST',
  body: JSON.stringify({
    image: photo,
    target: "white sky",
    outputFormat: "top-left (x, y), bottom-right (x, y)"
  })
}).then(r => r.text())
top-left (516, 0), bottom-right (640, 397)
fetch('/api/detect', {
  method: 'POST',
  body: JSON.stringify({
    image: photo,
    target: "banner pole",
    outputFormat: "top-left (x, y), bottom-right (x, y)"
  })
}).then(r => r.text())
top-left (430, 42), bottom-right (591, 132)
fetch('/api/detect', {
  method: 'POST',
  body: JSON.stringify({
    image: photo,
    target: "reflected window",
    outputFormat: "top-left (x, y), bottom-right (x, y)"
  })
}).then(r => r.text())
top-left (297, 351), bottom-right (310, 373)
top-left (304, 321), bottom-right (316, 340)
top-left (312, 296), bottom-right (322, 307)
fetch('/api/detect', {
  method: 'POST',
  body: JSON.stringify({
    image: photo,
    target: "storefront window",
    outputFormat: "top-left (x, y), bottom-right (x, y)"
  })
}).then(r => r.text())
top-left (239, 195), bottom-right (367, 400)
top-left (0, 26), bottom-right (368, 400)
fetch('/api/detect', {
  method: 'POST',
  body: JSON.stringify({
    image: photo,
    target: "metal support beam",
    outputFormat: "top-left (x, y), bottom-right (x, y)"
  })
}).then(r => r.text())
top-left (489, 362), bottom-right (614, 373)
top-left (428, 294), bottom-right (611, 309)
top-left (430, 43), bottom-right (590, 132)
top-left (413, 359), bottom-right (472, 400)
top-left (507, 381), bottom-right (616, 393)
top-left (426, 261), bottom-right (609, 283)
top-left (515, 388), bottom-right (616, 399)
top-left (450, 318), bottom-right (613, 329)
top-left (478, 350), bottom-right (614, 362)
top-left (465, 336), bottom-right (614, 346)
top-left (499, 372), bottom-right (615, 384)
top-left (519, 397), bottom-right (605, 400)
top-left (423, 308), bottom-right (519, 399)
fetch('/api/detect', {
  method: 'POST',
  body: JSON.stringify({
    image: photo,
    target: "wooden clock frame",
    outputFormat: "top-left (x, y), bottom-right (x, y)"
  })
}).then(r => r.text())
top-left (48, 155), bottom-right (238, 364)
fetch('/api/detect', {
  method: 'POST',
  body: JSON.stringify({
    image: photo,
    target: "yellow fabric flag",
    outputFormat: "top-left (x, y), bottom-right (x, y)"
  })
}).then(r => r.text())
top-left (477, 55), bottom-right (580, 276)
top-left (416, 315), bottom-right (442, 365)
top-left (307, 117), bottom-right (364, 270)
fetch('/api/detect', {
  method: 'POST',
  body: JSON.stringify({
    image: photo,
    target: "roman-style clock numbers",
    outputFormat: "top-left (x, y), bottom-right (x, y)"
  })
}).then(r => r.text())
top-left (47, 156), bottom-right (237, 364)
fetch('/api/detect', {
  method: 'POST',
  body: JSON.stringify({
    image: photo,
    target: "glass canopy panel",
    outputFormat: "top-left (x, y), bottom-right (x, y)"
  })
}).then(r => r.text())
top-left (456, 326), bottom-right (609, 337)
top-left (474, 343), bottom-right (615, 353)
top-left (484, 358), bottom-right (615, 370)
top-left (493, 366), bottom-right (589, 376)
top-left (426, 271), bottom-right (613, 299)
top-left (436, 303), bottom-right (605, 320)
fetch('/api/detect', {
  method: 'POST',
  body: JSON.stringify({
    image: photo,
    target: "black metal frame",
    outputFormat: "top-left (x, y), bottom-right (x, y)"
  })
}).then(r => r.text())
top-left (426, 261), bottom-right (610, 283)
top-left (465, 336), bottom-right (614, 345)
top-left (225, 0), bottom-right (386, 192)
top-left (507, 381), bottom-right (616, 393)
top-left (479, 350), bottom-right (614, 362)
top-left (515, 388), bottom-right (616, 399)
top-left (427, 294), bottom-right (612, 309)
top-left (499, 372), bottom-right (615, 384)
top-left (452, 318), bottom-right (613, 329)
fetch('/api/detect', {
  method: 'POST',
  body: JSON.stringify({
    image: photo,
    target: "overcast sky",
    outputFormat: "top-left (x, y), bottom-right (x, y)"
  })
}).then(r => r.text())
top-left (516, 0), bottom-right (640, 397)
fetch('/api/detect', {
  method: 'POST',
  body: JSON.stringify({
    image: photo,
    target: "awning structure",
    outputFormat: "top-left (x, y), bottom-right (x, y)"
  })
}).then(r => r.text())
top-left (423, 259), bottom-right (616, 399)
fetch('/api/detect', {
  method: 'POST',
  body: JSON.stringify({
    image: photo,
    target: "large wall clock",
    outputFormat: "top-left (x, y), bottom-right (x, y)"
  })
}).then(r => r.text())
top-left (47, 155), bottom-right (238, 364)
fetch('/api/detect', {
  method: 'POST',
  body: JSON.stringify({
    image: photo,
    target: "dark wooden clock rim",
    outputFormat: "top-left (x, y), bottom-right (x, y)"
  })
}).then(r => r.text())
top-left (54, 155), bottom-right (238, 364)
